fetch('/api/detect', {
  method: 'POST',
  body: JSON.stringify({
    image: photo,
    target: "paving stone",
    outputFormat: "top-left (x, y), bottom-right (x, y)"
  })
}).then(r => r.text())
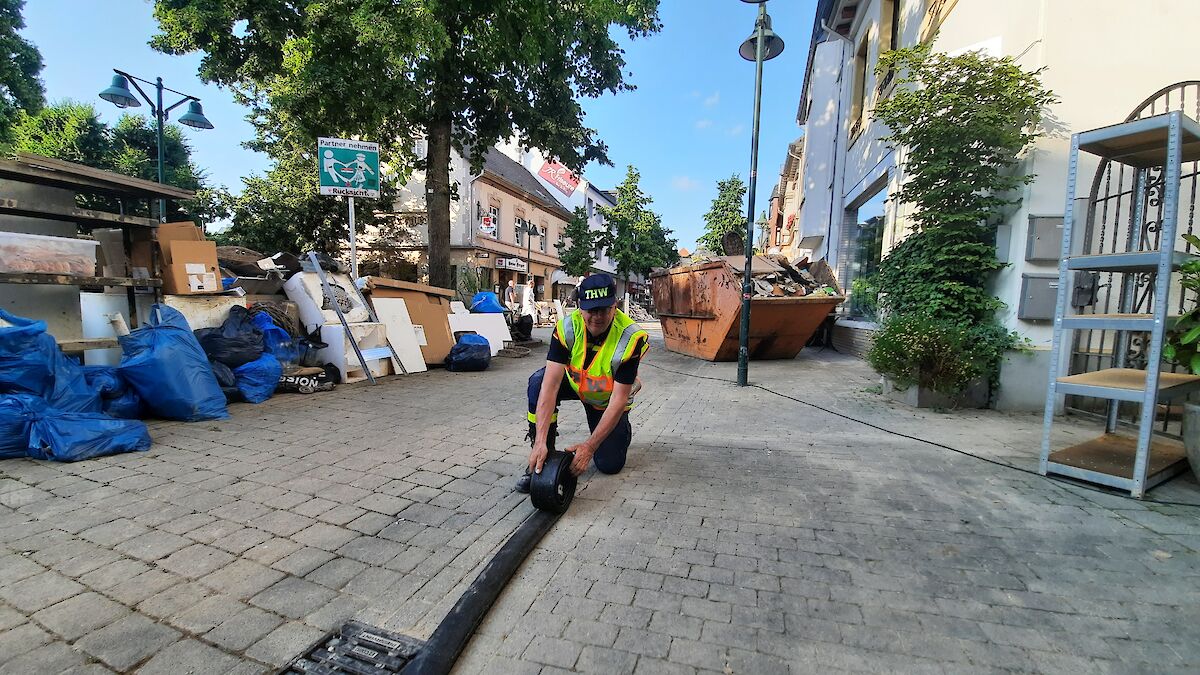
top-left (168, 593), bottom-right (247, 633)
top-left (0, 641), bottom-right (88, 674)
top-left (272, 547), bottom-right (337, 576)
top-left (138, 582), bottom-right (212, 620)
top-left (134, 637), bottom-right (243, 675)
top-left (0, 623), bottom-right (51, 662)
top-left (250, 577), bottom-right (337, 620)
top-left (78, 519), bottom-right (149, 547)
top-left (114, 530), bottom-right (192, 561)
top-left (245, 621), bottom-right (326, 667)
top-left (74, 613), bottom-right (181, 671)
top-left (203, 606), bottom-right (284, 652)
top-left (523, 635), bottom-right (582, 669)
top-left (0, 571), bottom-right (83, 613)
top-left (199, 559), bottom-right (286, 599)
top-left (305, 558), bottom-right (368, 591)
top-left (291, 523), bottom-right (359, 551)
top-left (614, 626), bottom-right (672, 658)
top-left (30, 592), bottom-right (128, 640)
top-left (157, 544), bottom-right (236, 579)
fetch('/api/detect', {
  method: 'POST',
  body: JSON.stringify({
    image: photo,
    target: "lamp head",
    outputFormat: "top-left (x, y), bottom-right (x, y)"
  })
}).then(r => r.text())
top-left (98, 74), bottom-right (141, 109)
top-left (739, 13), bottom-right (786, 61)
top-left (177, 100), bottom-right (214, 129)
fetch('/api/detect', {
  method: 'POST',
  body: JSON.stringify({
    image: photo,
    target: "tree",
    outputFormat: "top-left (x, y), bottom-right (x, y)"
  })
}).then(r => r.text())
top-left (697, 174), bottom-right (747, 254)
top-left (0, 0), bottom-right (43, 145)
top-left (598, 165), bottom-right (677, 285)
top-left (9, 101), bottom-right (107, 167)
top-left (216, 147), bottom-right (398, 256)
top-left (865, 44), bottom-right (1054, 396)
top-left (9, 101), bottom-right (225, 224)
top-left (150, 0), bottom-right (662, 288)
top-left (556, 207), bottom-right (595, 278)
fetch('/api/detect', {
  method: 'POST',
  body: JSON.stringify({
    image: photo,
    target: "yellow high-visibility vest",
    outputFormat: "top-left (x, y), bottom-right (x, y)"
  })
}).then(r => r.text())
top-left (557, 309), bottom-right (648, 410)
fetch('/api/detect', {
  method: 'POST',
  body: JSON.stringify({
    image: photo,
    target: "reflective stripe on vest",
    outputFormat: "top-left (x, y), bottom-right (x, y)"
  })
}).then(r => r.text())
top-left (557, 310), bottom-right (648, 409)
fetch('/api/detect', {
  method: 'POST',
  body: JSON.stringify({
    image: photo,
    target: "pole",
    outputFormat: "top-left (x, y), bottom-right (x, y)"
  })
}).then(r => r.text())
top-left (526, 222), bottom-right (532, 294)
top-left (348, 197), bottom-right (359, 279)
top-left (155, 77), bottom-right (166, 222)
top-left (737, 4), bottom-right (767, 387)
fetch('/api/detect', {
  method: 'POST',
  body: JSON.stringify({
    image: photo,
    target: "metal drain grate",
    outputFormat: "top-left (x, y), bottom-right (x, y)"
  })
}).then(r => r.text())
top-left (279, 621), bottom-right (424, 674)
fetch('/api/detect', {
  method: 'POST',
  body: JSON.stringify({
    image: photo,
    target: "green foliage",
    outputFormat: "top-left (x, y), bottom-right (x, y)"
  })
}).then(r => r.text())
top-left (215, 149), bottom-right (396, 255)
top-left (868, 312), bottom-right (1023, 396)
top-left (1164, 234), bottom-right (1200, 374)
top-left (151, 0), bottom-right (662, 287)
top-left (849, 275), bottom-right (879, 321)
top-left (8, 101), bottom-right (222, 223)
top-left (598, 166), bottom-right (678, 282)
top-left (697, 174), bottom-right (746, 253)
top-left (0, 0), bottom-right (43, 146)
top-left (556, 207), bottom-right (595, 277)
top-left (866, 45), bottom-right (1054, 396)
top-left (9, 101), bottom-right (107, 166)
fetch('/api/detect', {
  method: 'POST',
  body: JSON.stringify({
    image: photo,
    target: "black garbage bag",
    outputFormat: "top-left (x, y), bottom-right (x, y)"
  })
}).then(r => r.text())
top-left (446, 334), bottom-right (492, 372)
top-left (208, 360), bottom-right (242, 403)
top-left (194, 306), bottom-right (264, 368)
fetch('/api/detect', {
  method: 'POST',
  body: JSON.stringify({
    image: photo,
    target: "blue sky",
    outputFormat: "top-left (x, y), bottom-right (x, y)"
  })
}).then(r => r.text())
top-left (20, 0), bottom-right (816, 250)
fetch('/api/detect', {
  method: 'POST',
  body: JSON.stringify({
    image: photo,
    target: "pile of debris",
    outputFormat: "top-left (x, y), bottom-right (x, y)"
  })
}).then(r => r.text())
top-left (625, 302), bottom-right (655, 322)
top-left (681, 254), bottom-right (842, 298)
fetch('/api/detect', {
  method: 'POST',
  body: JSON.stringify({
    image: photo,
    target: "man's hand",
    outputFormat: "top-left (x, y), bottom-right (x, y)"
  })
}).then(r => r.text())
top-left (528, 440), bottom-right (549, 474)
top-left (566, 440), bottom-right (596, 476)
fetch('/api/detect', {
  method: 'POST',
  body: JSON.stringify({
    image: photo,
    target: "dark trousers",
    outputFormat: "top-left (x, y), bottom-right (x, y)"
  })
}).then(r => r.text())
top-left (527, 367), bottom-right (631, 475)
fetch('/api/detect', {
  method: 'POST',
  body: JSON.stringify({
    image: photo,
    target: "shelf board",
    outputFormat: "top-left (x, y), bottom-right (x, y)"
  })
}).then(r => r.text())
top-left (0, 273), bottom-right (161, 288)
top-left (1046, 433), bottom-right (1188, 490)
top-left (1067, 250), bottom-right (1199, 272)
top-left (1055, 367), bottom-right (1200, 402)
top-left (1060, 313), bottom-right (1158, 331)
top-left (56, 337), bottom-right (119, 352)
top-left (1078, 112), bottom-right (1200, 168)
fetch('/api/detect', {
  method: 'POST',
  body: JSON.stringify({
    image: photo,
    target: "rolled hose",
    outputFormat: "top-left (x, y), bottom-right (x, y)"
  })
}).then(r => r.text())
top-left (529, 450), bottom-right (576, 514)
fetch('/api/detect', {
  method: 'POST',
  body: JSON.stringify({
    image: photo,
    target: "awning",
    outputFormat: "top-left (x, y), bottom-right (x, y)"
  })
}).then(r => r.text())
top-left (552, 270), bottom-right (581, 285)
top-left (797, 235), bottom-right (824, 250)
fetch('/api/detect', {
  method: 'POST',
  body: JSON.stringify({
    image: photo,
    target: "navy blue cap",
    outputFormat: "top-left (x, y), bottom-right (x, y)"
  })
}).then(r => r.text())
top-left (578, 274), bottom-right (618, 310)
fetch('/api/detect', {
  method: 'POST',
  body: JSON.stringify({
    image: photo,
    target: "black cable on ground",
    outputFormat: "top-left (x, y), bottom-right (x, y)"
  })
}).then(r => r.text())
top-left (642, 361), bottom-right (1200, 509)
top-left (400, 509), bottom-right (560, 675)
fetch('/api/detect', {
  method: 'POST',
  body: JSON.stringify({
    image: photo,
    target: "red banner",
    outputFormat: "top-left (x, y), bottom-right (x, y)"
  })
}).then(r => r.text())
top-left (538, 161), bottom-right (580, 197)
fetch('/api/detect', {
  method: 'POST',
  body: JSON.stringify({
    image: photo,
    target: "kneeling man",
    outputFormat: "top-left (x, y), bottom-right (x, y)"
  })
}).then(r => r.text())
top-left (517, 274), bottom-right (649, 490)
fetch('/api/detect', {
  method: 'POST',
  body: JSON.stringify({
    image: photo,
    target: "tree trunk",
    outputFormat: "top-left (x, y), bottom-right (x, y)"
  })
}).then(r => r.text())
top-left (425, 115), bottom-right (453, 289)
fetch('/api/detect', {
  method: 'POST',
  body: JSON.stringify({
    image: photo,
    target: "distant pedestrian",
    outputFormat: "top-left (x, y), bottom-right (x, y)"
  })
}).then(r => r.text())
top-left (504, 279), bottom-right (518, 312)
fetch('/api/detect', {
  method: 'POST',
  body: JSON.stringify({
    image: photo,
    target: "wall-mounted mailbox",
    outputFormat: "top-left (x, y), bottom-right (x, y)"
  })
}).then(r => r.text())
top-left (1019, 273), bottom-right (1059, 320)
top-left (1026, 215), bottom-right (1064, 262)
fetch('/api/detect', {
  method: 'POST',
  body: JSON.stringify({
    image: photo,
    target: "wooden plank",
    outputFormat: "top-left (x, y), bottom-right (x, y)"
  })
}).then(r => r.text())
top-left (1057, 367), bottom-right (1200, 394)
top-left (0, 197), bottom-right (158, 228)
top-left (56, 337), bottom-right (119, 352)
top-left (13, 153), bottom-right (195, 199)
top-left (0, 272), bottom-right (161, 287)
top-left (1048, 434), bottom-right (1186, 480)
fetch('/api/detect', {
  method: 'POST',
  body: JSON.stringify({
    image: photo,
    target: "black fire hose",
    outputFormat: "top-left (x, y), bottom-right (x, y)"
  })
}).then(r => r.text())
top-left (400, 451), bottom-right (577, 675)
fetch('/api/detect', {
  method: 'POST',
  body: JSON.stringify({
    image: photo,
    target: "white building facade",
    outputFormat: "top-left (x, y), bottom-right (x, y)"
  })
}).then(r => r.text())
top-left (792, 0), bottom-right (1200, 410)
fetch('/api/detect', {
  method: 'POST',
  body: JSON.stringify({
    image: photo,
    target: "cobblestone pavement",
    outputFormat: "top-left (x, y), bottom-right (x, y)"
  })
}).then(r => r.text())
top-left (0, 327), bottom-right (1198, 674)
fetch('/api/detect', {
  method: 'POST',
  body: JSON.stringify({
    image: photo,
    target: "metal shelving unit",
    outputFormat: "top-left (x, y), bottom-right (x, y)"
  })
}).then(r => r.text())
top-left (1041, 111), bottom-right (1200, 497)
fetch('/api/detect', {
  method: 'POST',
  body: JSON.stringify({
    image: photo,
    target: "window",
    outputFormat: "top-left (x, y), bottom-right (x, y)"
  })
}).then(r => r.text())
top-left (515, 217), bottom-right (528, 246)
top-left (850, 37), bottom-right (869, 136)
top-left (879, 0), bottom-right (901, 89)
top-left (587, 198), bottom-right (595, 218)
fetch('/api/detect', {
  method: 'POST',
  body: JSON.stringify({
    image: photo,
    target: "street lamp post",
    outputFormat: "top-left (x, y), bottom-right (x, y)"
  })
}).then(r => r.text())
top-left (99, 70), bottom-right (214, 222)
top-left (736, 0), bottom-right (784, 387)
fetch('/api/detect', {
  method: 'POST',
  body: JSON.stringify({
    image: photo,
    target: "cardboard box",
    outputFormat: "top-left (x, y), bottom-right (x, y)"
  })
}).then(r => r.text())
top-left (156, 222), bottom-right (205, 265)
top-left (161, 240), bottom-right (221, 295)
top-left (365, 277), bottom-right (456, 365)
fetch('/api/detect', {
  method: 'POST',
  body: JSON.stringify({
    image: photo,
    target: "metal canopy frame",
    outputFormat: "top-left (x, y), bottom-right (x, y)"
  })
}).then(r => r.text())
top-left (1040, 110), bottom-right (1195, 498)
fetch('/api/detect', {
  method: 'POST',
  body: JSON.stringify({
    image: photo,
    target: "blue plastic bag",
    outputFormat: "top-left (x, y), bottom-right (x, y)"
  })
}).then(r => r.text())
top-left (0, 394), bottom-right (48, 459)
top-left (250, 312), bottom-right (299, 367)
top-left (470, 292), bottom-right (506, 313)
top-left (233, 353), bottom-right (282, 404)
top-left (118, 305), bottom-right (228, 421)
top-left (447, 333), bottom-right (492, 372)
top-left (27, 410), bottom-right (151, 462)
top-left (83, 366), bottom-right (142, 419)
top-left (0, 310), bottom-right (101, 413)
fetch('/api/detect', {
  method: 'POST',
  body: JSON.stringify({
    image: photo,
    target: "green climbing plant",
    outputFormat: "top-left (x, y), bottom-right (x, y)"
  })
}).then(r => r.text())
top-left (866, 44), bottom-right (1054, 397)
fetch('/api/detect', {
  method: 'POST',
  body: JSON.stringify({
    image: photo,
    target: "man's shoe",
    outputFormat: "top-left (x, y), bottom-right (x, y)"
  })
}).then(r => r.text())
top-left (515, 472), bottom-right (532, 494)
